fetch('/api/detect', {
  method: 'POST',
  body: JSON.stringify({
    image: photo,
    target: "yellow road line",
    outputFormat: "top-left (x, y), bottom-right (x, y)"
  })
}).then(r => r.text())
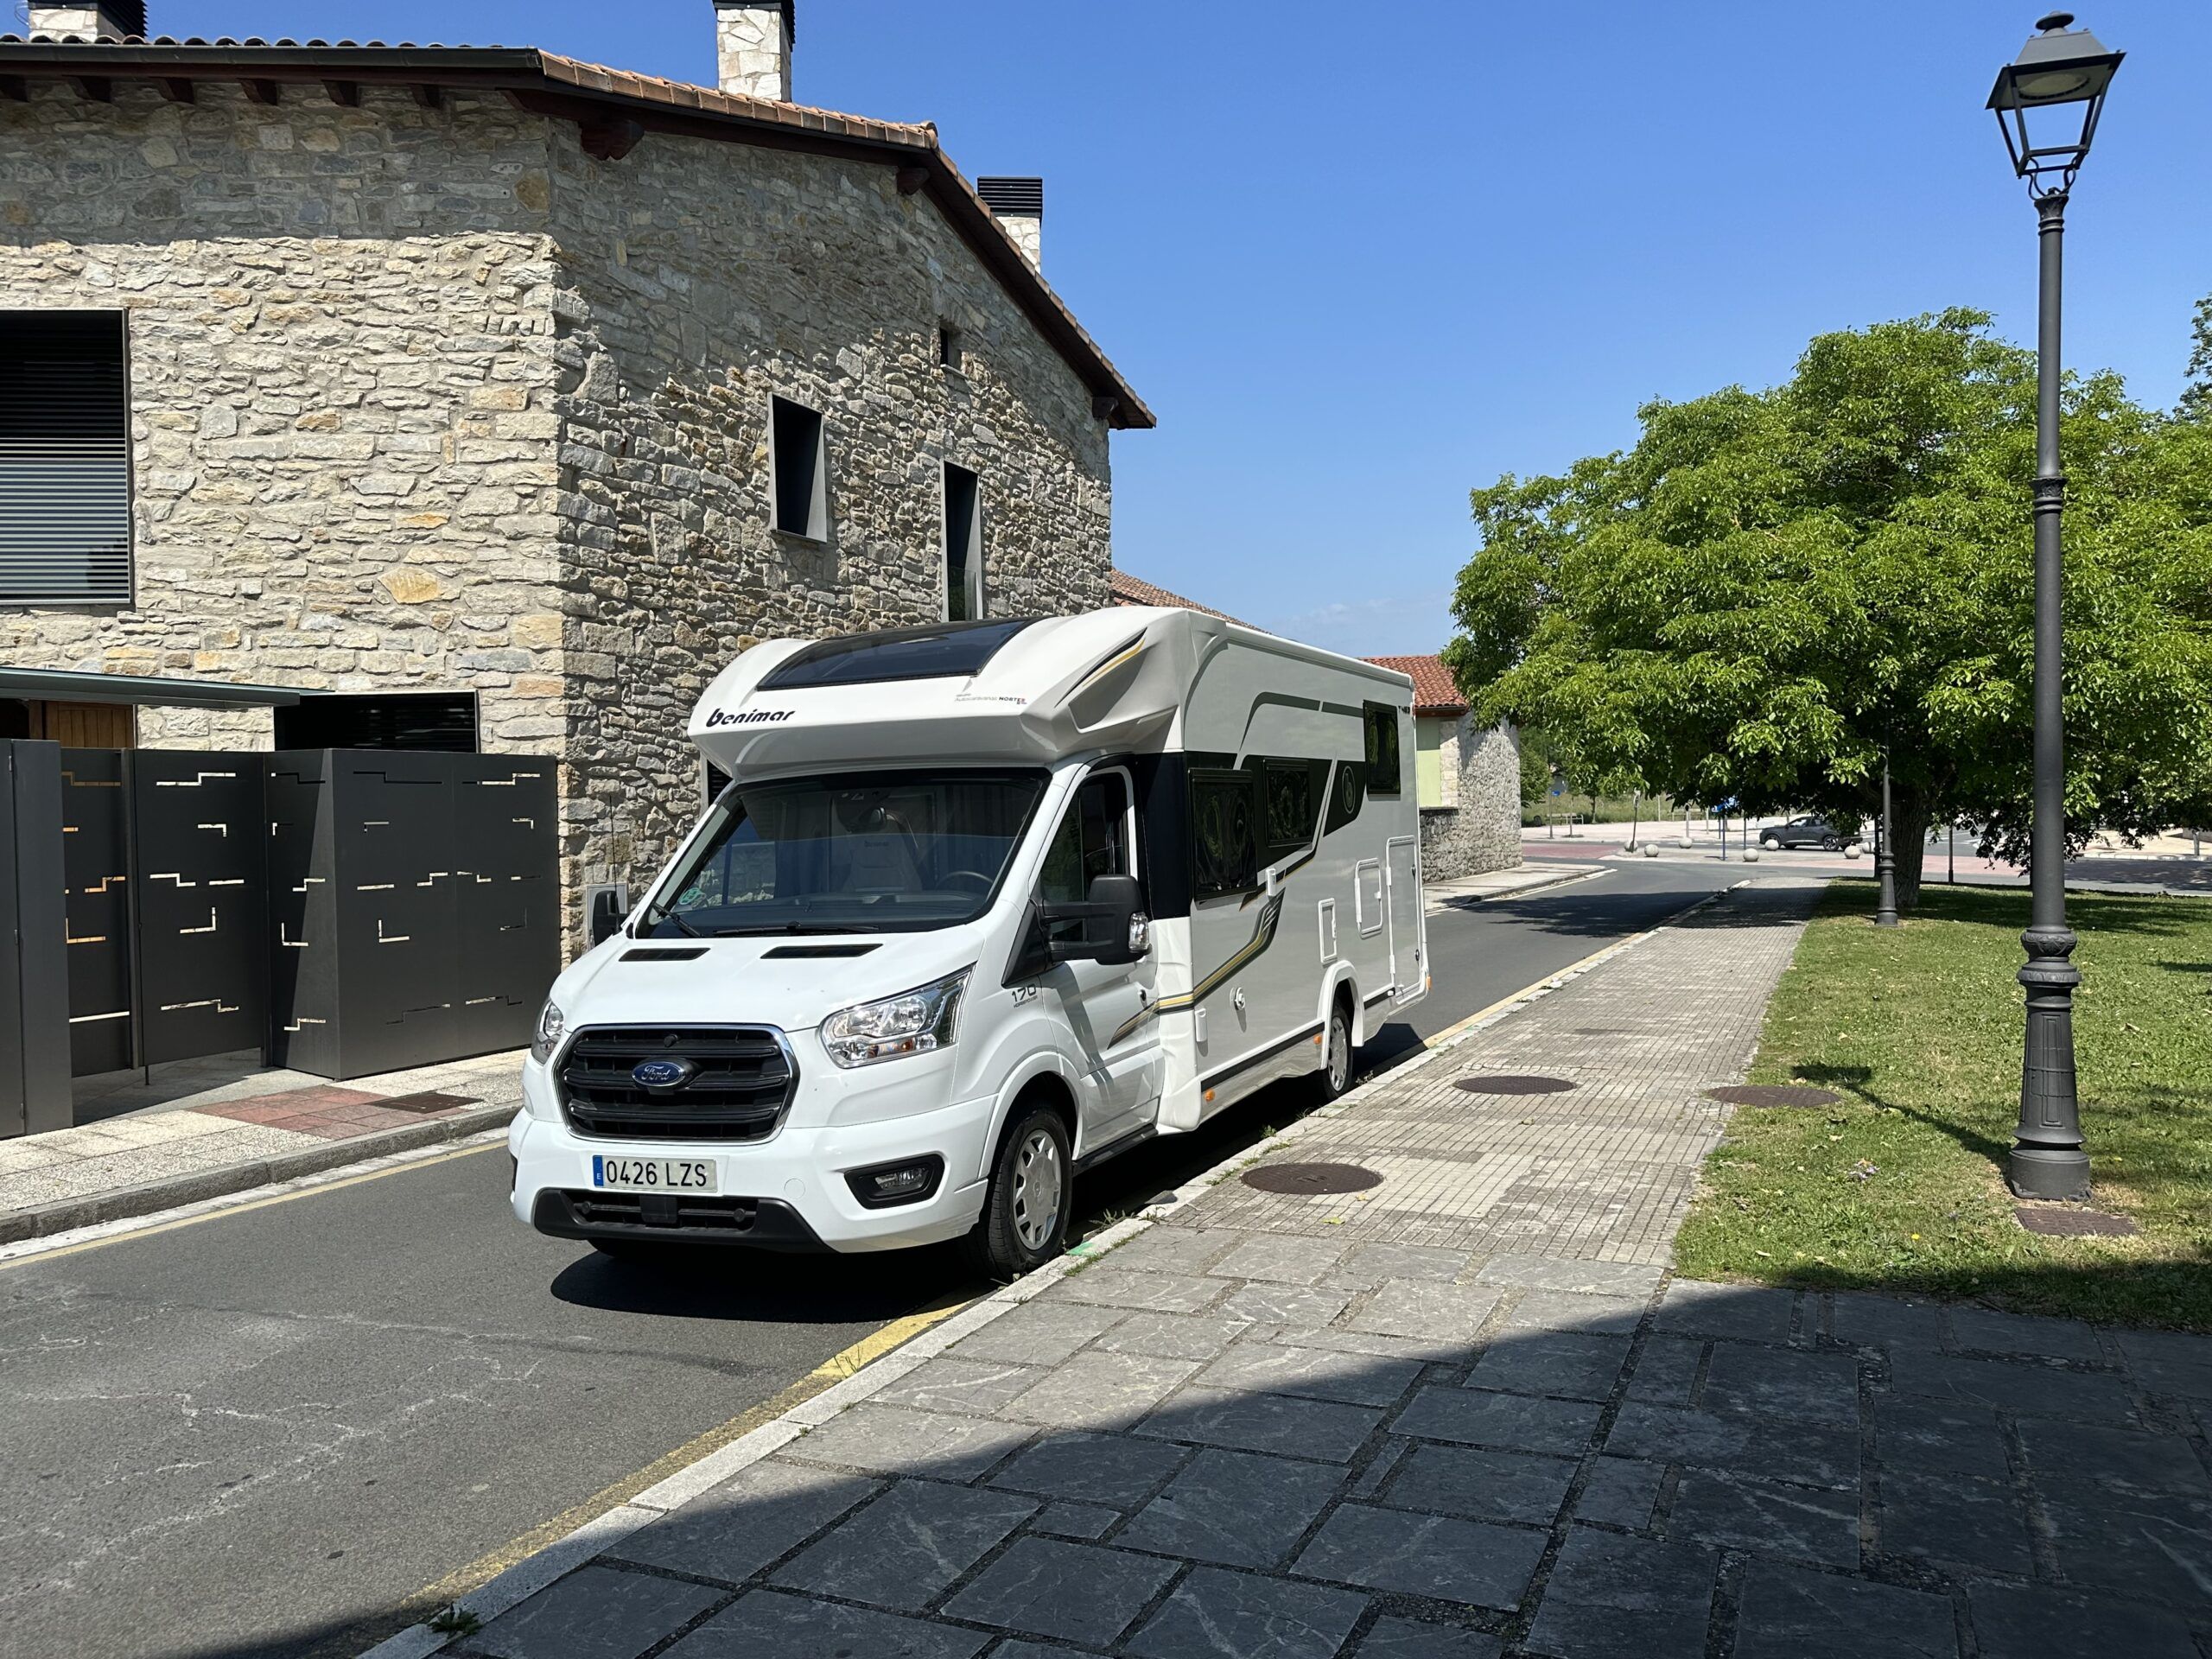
top-left (404, 1288), bottom-right (975, 1615)
top-left (0, 1139), bottom-right (504, 1271)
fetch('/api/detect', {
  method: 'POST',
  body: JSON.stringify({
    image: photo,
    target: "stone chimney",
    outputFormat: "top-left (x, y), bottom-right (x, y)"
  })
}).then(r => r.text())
top-left (27, 2), bottom-right (146, 38)
top-left (976, 178), bottom-right (1043, 270)
top-left (714, 1), bottom-right (793, 102)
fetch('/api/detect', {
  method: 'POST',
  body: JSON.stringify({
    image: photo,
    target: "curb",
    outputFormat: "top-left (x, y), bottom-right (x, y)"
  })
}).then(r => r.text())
top-left (0, 1103), bottom-right (516, 1247)
top-left (359, 886), bottom-right (1736, 1658)
top-left (1427, 863), bottom-right (1604, 910)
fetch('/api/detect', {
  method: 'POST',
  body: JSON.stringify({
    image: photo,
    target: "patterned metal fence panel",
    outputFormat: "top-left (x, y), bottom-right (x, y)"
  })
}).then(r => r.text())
top-left (58, 747), bottom-right (130, 1077)
top-left (268, 751), bottom-right (558, 1080)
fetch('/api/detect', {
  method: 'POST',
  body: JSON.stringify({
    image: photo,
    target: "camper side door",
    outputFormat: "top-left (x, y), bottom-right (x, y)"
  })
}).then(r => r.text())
top-left (1029, 766), bottom-right (1162, 1152)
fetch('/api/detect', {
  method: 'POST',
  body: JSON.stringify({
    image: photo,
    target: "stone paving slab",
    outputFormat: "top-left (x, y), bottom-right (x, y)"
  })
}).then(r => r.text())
top-left (446, 882), bottom-right (2212, 1659)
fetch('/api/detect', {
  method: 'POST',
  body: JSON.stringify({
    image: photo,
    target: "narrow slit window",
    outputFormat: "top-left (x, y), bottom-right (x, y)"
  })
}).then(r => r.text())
top-left (944, 461), bottom-right (982, 621)
top-left (0, 310), bottom-right (131, 606)
top-left (937, 323), bottom-right (962, 370)
top-left (770, 395), bottom-right (827, 540)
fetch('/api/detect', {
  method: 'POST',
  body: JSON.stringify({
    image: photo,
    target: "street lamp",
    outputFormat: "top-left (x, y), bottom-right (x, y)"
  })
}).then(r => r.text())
top-left (1987, 12), bottom-right (2121, 1201)
top-left (1874, 754), bottom-right (1899, 928)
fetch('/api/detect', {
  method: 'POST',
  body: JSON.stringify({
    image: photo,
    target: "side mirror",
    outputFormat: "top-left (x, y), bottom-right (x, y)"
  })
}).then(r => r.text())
top-left (586, 883), bottom-right (629, 946)
top-left (1037, 874), bottom-right (1149, 967)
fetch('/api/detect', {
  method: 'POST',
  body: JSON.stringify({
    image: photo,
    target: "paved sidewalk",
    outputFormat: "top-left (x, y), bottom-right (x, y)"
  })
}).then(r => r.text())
top-left (0, 1049), bottom-right (523, 1243)
top-left (428, 880), bottom-right (2212, 1659)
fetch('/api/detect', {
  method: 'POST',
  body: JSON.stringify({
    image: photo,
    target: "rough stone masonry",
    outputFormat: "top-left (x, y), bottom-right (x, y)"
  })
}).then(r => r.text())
top-left (0, 60), bottom-right (1124, 939)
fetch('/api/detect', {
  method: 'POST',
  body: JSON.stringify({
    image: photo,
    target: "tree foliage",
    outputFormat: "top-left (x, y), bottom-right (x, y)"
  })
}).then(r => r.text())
top-left (1443, 309), bottom-right (2212, 906)
top-left (2182, 292), bottom-right (2212, 422)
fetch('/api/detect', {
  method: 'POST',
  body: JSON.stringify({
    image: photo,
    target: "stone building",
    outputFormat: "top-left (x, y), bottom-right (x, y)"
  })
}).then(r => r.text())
top-left (0, 2), bottom-right (1149, 936)
top-left (1360, 655), bottom-right (1521, 880)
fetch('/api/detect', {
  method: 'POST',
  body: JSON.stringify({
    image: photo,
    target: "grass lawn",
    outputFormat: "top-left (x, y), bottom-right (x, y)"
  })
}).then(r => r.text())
top-left (1674, 882), bottom-right (2212, 1330)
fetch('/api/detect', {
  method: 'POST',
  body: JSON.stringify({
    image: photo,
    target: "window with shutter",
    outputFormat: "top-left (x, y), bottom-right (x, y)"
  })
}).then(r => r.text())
top-left (0, 311), bottom-right (131, 607)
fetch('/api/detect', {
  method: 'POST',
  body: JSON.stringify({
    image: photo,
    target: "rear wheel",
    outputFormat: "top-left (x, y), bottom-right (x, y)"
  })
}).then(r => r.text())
top-left (1317, 995), bottom-right (1356, 1102)
top-left (961, 1103), bottom-right (1071, 1281)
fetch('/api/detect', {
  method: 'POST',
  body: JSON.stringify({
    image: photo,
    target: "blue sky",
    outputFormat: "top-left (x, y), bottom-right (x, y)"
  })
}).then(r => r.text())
top-left (136, 2), bottom-right (2212, 656)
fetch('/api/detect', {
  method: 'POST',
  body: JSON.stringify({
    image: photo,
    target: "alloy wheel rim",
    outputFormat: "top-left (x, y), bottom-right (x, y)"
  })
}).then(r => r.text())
top-left (1011, 1129), bottom-right (1063, 1249)
top-left (1329, 1017), bottom-right (1351, 1090)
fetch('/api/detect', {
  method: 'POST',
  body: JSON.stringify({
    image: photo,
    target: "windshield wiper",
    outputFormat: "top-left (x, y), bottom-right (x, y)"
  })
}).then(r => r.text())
top-left (658, 909), bottom-right (702, 938)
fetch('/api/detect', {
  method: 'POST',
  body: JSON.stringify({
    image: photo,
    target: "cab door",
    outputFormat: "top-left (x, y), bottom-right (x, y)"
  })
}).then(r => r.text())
top-left (1036, 766), bottom-right (1161, 1153)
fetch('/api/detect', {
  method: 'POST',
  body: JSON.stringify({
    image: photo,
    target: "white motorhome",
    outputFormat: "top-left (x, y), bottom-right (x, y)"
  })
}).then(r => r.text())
top-left (510, 607), bottom-right (1426, 1276)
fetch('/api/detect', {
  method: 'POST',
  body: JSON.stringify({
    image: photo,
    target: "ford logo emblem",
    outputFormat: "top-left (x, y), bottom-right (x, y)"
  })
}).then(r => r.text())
top-left (631, 1058), bottom-right (696, 1090)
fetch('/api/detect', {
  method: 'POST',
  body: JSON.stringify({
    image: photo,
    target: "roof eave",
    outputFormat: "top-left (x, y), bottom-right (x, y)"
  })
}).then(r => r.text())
top-left (0, 40), bottom-right (1155, 429)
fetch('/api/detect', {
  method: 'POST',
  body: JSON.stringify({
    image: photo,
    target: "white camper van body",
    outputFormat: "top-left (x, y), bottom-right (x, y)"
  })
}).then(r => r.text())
top-left (509, 607), bottom-right (1425, 1262)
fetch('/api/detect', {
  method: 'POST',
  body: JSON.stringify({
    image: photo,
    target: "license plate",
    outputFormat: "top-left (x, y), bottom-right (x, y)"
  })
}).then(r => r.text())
top-left (592, 1155), bottom-right (717, 1193)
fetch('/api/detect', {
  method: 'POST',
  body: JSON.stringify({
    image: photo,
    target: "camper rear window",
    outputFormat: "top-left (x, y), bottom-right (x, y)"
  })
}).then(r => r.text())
top-left (1363, 702), bottom-right (1403, 795)
top-left (759, 618), bottom-right (1035, 690)
top-left (1190, 770), bottom-right (1262, 899)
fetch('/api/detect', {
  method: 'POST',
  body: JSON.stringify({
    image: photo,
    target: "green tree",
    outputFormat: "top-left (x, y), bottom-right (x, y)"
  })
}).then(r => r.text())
top-left (1443, 309), bottom-right (2212, 908)
top-left (2181, 292), bottom-right (2212, 421)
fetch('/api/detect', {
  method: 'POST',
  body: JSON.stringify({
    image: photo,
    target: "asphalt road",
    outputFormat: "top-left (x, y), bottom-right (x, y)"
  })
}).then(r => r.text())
top-left (0, 855), bottom-right (1744, 1659)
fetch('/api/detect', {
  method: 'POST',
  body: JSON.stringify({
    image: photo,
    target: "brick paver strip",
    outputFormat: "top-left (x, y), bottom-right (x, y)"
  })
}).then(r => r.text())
top-left (432, 881), bottom-right (2212, 1659)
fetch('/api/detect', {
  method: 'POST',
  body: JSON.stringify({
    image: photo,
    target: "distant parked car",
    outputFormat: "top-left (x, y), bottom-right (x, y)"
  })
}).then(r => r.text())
top-left (1760, 816), bottom-right (1859, 851)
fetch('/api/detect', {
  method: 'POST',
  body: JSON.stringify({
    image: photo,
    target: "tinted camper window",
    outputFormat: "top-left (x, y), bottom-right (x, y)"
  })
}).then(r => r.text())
top-left (1262, 759), bottom-right (1319, 858)
top-left (1190, 769), bottom-right (1261, 899)
top-left (1363, 702), bottom-right (1403, 795)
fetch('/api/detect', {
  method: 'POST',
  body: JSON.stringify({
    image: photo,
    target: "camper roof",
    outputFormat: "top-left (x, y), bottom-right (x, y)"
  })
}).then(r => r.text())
top-left (688, 607), bottom-right (1414, 774)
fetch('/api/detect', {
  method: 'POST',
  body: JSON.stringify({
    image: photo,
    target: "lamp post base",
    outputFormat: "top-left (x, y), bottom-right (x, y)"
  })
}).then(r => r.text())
top-left (2006, 1145), bottom-right (2091, 1201)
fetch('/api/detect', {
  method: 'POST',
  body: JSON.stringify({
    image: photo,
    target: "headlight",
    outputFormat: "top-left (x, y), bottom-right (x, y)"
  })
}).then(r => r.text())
top-left (821, 969), bottom-right (970, 1069)
top-left (530, 999), bottom-right (565, 1064)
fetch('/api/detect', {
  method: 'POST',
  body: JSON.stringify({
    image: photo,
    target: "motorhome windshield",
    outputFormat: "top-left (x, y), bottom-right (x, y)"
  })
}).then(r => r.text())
top-left (641, 768), bottom-right (1049, 938)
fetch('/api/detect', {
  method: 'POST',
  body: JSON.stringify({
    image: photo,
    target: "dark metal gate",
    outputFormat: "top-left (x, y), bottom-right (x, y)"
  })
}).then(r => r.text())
top-left (59, 747), bottom-right (130, 1077)
top-left (58, 748), bottom-right (269, 1077)
top-left (131, 752), bottom-right (268, 1067)
top-left (268, 751), bottom-right (558, 1080)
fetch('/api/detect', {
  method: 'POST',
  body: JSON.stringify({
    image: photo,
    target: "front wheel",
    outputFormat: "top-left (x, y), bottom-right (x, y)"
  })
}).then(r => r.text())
top-left (1317, 998), bottom-right (1355, 1103)
top-left (1821, 836), bottom-right (1842, 851)
top-left (961, 1104), bottom-right (1071, 1281)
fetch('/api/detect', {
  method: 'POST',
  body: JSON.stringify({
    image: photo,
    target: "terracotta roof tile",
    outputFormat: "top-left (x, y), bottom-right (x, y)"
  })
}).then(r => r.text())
top-left (1360, 654), bottom-right (1465, 715)
top-left (1108, 569), bottom-right (1246, 624)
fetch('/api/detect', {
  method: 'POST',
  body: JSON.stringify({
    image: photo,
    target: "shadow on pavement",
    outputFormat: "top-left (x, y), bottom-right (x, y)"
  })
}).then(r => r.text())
top-left (250, 1270), bottom-right (2210, 1659)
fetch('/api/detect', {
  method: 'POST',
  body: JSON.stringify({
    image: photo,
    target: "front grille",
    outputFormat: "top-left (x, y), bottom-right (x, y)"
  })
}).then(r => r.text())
top-left (564, 1191), bottom-right (764, 1232)
top-left (558, 1025), bottom-right (796, 1142)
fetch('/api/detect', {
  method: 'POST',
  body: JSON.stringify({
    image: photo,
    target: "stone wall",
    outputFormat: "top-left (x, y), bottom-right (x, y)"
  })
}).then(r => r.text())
top-left (1420, 717), bottom-right (1522, 880)
top-left (0, 86), bottom-right (569, 756)
top-left (544, 125), bottom-right (1113, 907)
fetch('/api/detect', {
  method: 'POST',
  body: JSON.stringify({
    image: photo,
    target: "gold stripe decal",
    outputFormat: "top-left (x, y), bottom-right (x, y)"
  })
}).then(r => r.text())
top-left (1112, 890), bottom-right (1285, 1046)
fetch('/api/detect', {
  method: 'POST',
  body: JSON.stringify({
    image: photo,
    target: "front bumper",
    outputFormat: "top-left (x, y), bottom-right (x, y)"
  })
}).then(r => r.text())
top-left (529, 1188), bottom-right (829, 1251)
top-left (508, 1058), bottom-right (994, 1253)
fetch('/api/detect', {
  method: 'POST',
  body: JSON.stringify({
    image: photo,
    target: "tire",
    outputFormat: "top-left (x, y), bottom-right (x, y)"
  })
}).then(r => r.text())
top-left (1317, 995), bottom-right (1356, 1103)
top-left (1821, 836), bottom-right (1842, 851)
top-left (961, 1102), bottom-right (1071, 1281)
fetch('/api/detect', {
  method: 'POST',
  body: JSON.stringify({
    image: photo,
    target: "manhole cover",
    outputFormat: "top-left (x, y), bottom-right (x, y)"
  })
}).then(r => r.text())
top-left (1705, 1085), bottom-right (1840, 1109)
top-left (1240, 1162), bottom-right (1382, 1195)
top-left (1453, 1075), bottom-right (1577, 1096)
top-left (2015, 1205), bottom-right (2139, 1237)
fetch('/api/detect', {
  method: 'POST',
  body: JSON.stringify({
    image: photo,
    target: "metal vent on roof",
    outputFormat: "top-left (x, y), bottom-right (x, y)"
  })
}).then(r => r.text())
top-left (0, 311), bottom-right (131, 607)
top-left (976, 176), bottom-right (1044, 218)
